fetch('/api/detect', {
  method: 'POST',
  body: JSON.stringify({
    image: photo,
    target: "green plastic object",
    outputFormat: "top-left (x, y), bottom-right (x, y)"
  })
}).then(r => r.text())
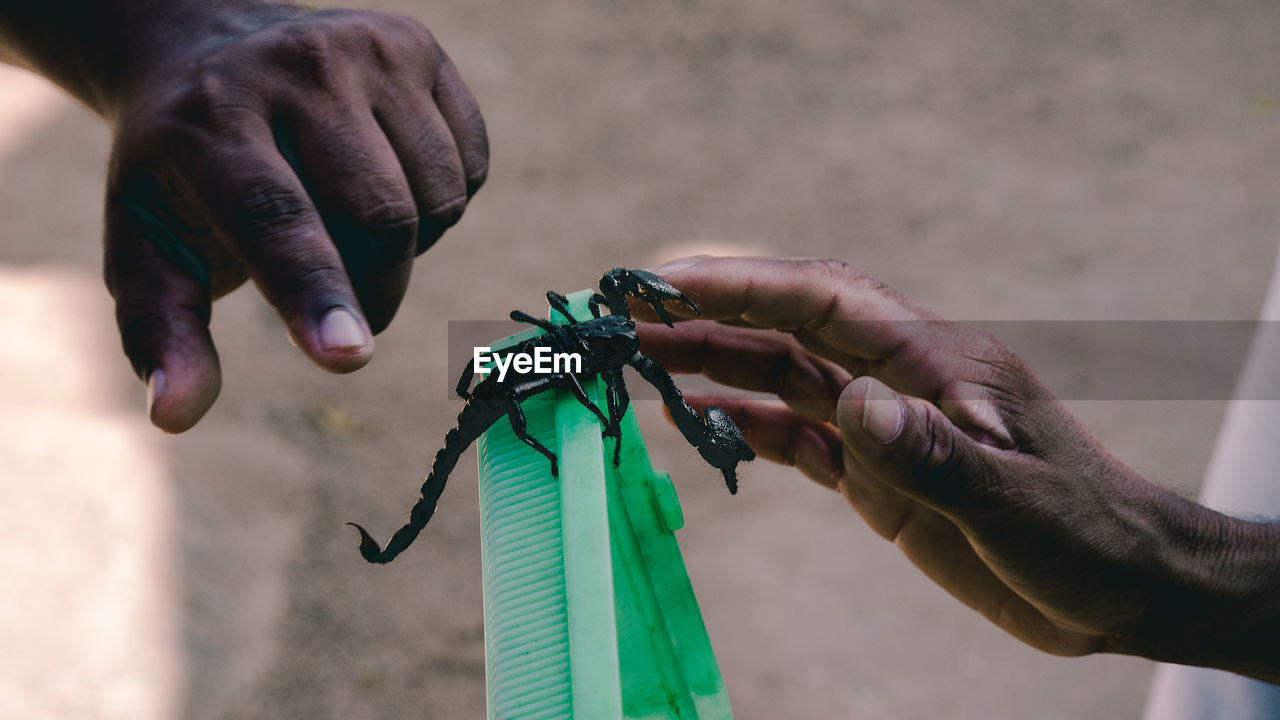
top-left (475, 290), bottom-right (732, 720)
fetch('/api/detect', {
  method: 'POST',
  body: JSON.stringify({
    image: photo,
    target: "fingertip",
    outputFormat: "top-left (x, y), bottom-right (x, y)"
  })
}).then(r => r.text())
top-left (649, 255), bottom-right (713, 277)
top-left (146, 353), bottom-right (221, 434)
top-left (145, 368), bottom-right (165, 419)
top-left (319, 306), bottom-right (371, 352)
top-left (294, 306), bottom-right (375, 373)
top-left (838, 376), bottom-right (904, 445)
top-left (838, 377), bottom-right (990, 518)
top-left (115, 300), bottom-right (221, 433)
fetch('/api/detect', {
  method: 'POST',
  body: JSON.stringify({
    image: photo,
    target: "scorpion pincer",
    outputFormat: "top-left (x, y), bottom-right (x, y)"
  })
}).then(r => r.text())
top-left (347, 268), bottom-right (755, 564)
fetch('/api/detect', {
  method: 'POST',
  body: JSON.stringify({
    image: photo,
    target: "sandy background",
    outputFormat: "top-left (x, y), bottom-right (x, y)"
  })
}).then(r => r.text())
top-left (2, 0), bottom-right (1279, 717)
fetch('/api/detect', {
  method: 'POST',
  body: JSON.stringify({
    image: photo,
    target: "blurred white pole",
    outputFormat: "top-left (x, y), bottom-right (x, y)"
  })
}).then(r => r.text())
top-left (0, 64), bottom-right (182, 720)
top-left (0, 271), bottom-right (182, 717)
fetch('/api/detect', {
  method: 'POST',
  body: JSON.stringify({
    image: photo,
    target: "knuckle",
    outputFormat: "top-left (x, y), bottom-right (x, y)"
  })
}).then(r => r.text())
top-left (815, 258), bottom-right (868, 286)
top-left (384, 12), bottom-right (439, 54)
top-left (331, 12), bottom-right (396, 66)
top-left (363, 28), bottom-right (398, 73)
top-left (968, 327), bottom-right (1012, 361)
top-left (237, 180), bottom-right (318, 240)
top-left (422, 194), bottom-right (467, 228)
top-left (272, 261), bottom-right (347, 306)
top-left (120, 93), bottom-right (237, 163)
top-left (414, 195), bottom-right (467, 254)
top-left (355, 15), bottom-right (419, 71)
top-left (326, 10), bottom-right (437, 75)
top-left (966, 330), bottom-right (1029, 387)
top-left (170, 72), bottom-right (260, 129)
top-left (415, 196), bottom-right (467, 252)
top-left (269, 25), bottom-right (336, 87)
top-left (352, 192), bottom-right (418, 238)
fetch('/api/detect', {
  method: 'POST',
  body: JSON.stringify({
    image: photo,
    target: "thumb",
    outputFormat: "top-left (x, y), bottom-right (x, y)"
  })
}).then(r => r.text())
top-left (106, 199), bottom-right (222, 433)
top-left (837, 376), bottom-right (993, 518)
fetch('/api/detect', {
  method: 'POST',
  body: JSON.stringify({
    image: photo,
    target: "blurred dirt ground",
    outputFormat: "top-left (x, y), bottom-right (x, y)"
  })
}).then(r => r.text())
top-left (2, 1), bottom-right (1279, 718)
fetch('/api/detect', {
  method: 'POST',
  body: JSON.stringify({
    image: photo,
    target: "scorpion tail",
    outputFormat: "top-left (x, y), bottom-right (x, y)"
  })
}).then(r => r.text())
top-left (346, 478), bottom-right (444, 563)
top-left (348, 425), bottom-right (478, 565)
top-left (346, 522), bottom-right (393, 564)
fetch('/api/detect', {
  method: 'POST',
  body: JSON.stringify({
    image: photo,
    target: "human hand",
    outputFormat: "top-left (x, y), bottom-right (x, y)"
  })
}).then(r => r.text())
top-left (96, 3), bottom-right (487, 431)
top-left (637, 256), bottom-right (1277, 671)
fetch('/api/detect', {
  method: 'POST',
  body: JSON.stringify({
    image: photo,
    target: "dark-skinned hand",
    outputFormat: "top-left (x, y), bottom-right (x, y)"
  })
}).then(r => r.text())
top-left (637, 256), bottom-right (1280, 681)
top-left (0, 1), bottom-right (488, 431)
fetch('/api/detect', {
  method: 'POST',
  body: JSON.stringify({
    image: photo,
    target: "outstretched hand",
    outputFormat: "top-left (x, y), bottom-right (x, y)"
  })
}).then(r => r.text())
top-left (637, 256), bottom-right (1276, 675)
top-left (90, 4), bottom-right (488, 431)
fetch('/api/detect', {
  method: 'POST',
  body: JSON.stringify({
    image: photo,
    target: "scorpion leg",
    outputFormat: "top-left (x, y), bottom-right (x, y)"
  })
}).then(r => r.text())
top-left (506, 374), bottom-right (616, 476)
top-left (630, 352), bottom-right (754, 494)
top-left (608, 369), bottom-right (631, 423)
top-left (587, 293), bottom-right (608, 319)
top-left (557, 372), bottom-right (610, 429)
top-left (510, 309), bottom-right (555, 332)
top-left (546, 291), bottom-right (579, 324)
top-left (506, 380), bottom-right (561, 476)
top-left (599, 268), bottom-right (700, 326)
top-left (601, 369), bottom-right (629, 465)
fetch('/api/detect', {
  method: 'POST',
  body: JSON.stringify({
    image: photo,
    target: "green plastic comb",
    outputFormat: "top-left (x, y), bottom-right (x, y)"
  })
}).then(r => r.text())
top-left (475, 289), bottom-right (732, 720)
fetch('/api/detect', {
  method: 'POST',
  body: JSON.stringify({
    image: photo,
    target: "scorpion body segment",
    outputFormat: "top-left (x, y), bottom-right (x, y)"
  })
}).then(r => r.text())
top-left (350, 268), bottom-right (754, 564)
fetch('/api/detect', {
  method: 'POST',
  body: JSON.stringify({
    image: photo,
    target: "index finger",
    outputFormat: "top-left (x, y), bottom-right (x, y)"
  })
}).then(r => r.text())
top-left (171, 118), bottom-right (375, 372)
top-left (644, 256), bottom-right (934, 364)
top-left (643, 256), bottom-right (1020, 445)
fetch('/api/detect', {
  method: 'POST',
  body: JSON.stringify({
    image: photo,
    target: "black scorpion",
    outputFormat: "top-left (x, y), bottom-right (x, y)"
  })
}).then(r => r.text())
top-left (348, 268), bottom-right (755, 564)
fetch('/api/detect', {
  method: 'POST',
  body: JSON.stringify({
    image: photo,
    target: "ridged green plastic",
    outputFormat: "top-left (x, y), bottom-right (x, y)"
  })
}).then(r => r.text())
top-left (476, 290), bottom-right (732, 720)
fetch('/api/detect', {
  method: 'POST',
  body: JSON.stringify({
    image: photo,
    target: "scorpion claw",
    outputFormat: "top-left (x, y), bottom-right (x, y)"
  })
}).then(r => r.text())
top-left (694, 406), bottom-right (755, 495)
top-left (605, 268), bottom-right (701, 326)
top-left (346, 522), bottom-right (390, 565)
top-left (721, 468), bottom-right (739, 496)
top-left (652, 302), bottom-right (674, 327)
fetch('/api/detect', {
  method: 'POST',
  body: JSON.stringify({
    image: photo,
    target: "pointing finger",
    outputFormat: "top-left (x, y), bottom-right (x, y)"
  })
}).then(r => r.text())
top-left (175, 115), bottom-right (375, 372)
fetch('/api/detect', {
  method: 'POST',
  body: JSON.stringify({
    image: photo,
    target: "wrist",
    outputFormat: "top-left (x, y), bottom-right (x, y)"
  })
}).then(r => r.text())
top-left (0, 0), bottom-right (300, 119)
top-left (1105, 490), bottom-right (1280, 681)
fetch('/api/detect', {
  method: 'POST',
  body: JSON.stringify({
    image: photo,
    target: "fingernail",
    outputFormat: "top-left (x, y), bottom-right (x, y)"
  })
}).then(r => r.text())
top-left (650, 255), bottom-right (707, 275)
top-left (319, 308), bottom-right (369, 351)
top-left (862, 380), bottom-right (904, 443)
top-left (146, 368), bottom-right (166, 418)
